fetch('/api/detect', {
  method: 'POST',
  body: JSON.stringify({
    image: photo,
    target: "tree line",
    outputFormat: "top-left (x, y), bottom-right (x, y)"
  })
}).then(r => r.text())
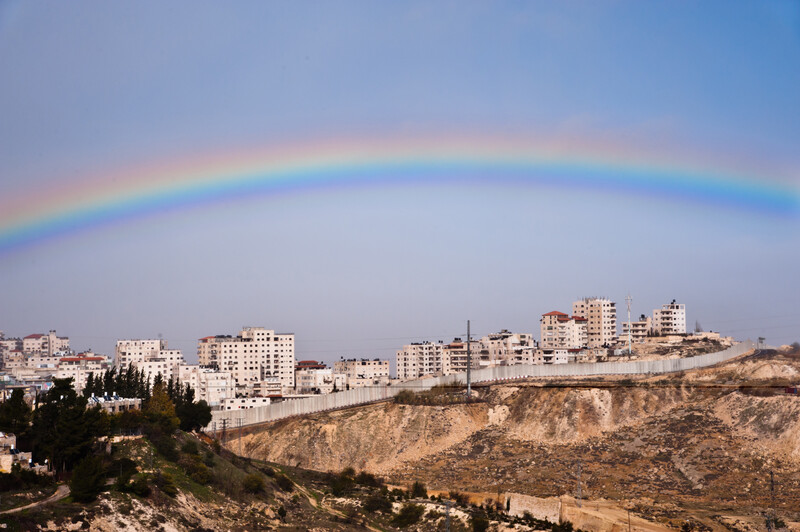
top-left (83, 365), bottom-right (191, 403)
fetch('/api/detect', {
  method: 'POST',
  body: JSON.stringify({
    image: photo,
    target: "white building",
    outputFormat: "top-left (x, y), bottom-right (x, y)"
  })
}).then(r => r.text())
top-left (396, 341), bottom-right (445, 380)
top-left (478, 330), bottom-right (536, 366)
top-left (573, 298), bottom-right (617, 348)
top-left (197, 327), bottom-right (295, 395)
top-left (115, 339), bottom-right (186, 385)
top-left (56, 352), bottom-right (111, 393)
top-left (621, 314), bottom-right (652, 344)
top-left (22, 331), bottom-right (69, 356)
top-left (177, 365), bottom-right (235, 407)
top-left (538, 348), bottom-right (569, 364)
top-left (540, 312), bottom-right (588, 349)
top-left (652, 300), bottom-right (686, 335)
top-left (333, 358), bottom-right (390, 387)
top-left (295, 368), bottom-right (347, 394)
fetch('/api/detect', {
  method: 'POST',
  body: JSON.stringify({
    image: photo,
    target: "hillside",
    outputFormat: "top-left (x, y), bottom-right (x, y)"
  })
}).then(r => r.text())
top-left (236, 348), bottom-right (800, 531)
top-left (2, 429), bottom-right (568, 531)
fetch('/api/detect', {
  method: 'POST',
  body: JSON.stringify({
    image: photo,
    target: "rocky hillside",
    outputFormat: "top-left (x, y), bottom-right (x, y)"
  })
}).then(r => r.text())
top-left (236, 348), bottom-right (800, 530)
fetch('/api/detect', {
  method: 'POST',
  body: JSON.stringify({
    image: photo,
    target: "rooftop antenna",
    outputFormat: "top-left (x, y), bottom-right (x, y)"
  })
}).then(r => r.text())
top-left (625, 294), bottom-right (633, 355)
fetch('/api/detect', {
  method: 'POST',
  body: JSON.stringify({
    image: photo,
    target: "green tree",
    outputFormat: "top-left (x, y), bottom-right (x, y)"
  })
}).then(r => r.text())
top-left (409, 480), bottom-right (427, 499)
top-left (69, 455), bottom-right (107, 503)
top-left (32, 378), bottom-right (108, 475)
top-left (176, 400), bottom-right (212, 432)
top-left (0, 389), bottom-right (31, 436)
top-left (392, 503), bottom-right (425, 528)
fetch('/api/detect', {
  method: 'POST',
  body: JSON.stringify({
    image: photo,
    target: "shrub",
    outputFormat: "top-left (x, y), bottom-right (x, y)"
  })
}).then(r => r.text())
top-left (449, 491), bottom-right (470, 507)
top-left (180, 455), bottom-right (211, 484)
top-left (153, 471), bottom-right (178, 497)
top-left (471, 513), bottom-right (490, 532)
top-left (275, 473), bottom-right (293, 492)
top-left (277, 505), bottom-right (287, 520)
top-left (409, 480), bottom-right (427, 499)
top-left (243, 473), bottom-right (265, 493)
top-left (363, 494), bottom-right (393, 513)
top-left (329, 471), bottom-right (354, 496)
top-left (392, 503), bottom-right (425, 528)
top-left (181, 440), bottom-right (199, 455)
top-left (355, 471), bottom-right (382, 487)
top-left (130, 474), bottom-right (151, 497)
top-left (203, 451), bottom-right (215, 467)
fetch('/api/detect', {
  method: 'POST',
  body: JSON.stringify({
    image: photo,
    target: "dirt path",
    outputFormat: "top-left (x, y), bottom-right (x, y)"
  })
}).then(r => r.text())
top-left (292, 480), bottom-right (383, 532)
top-left (0, 484), bottom-right (70, 515)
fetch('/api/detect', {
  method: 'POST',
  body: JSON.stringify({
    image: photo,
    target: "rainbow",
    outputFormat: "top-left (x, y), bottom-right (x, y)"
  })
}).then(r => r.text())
top-left (1, 135), bottom-right (797, 254)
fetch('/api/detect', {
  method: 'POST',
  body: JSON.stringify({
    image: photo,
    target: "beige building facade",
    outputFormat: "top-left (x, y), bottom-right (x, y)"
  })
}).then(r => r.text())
top-left (540, 312), bottom-right (588, 349)
top-left (197, 327), bottom-right (295, 394)
top-left (573, 298), bottom-right (617, 348)
top-left (653, 300), bottom-right (686, 335)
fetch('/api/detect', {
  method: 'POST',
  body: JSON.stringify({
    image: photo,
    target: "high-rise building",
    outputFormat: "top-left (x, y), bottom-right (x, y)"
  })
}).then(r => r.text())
top-left (396, 341), bottom-right (445, 380)
top-left (540, 312), bottom-right (588, 349)
top-left (572, 298), bottom-right (617, 348)
top-left (652, 300), bottom-right (686, 335)
top-left (197, 327), bottom-right (295, 393)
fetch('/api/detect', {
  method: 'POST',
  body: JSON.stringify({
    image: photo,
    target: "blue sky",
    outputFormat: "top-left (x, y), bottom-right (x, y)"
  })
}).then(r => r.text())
top-left (1, 1), bottom-right (798, 361)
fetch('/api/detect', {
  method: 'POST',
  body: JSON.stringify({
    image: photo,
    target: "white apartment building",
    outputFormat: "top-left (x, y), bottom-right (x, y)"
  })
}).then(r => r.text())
top-left (295, 368), bottom-right (346, 394)
top-left (0, 335), bottom-right (22, 361)
top-left (334, 359), bottom-right (390, 379)
top-left (540, 312), bottom-right (588, 349)
top-left (197, 327), bottom-right (295, 394)
top-left (115, 339), bottom-right (185, 384)
top-left (479, 330), bottom-right (536, 366)
top-left (56, 353), bottom-right (111, 393)
top-left (573, 298), bottom-right (617, 348)
top-left (396, 341), bottom-right (445, 380)
top-left (22, 331), bottom-right (69, 356)
top-left (538, 348), bottom-right (569, 364)
top-left (333, 358), bottom-right (390, 388)
top-left (621, 314), bottom-right (652, 344)
top-left (177, 365), bottom-right (235, 407)
top-left (652, 300), bottom-right (686, 335)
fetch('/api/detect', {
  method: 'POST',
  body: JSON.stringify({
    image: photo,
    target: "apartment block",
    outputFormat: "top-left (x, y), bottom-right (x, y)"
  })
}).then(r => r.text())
top-left (56, 353), bottom-right (111, 393)
top-left (652, 300), bottom-right (686, 335)
top-left (295, 367), bottom-right (346, 394)
top-left (115, 339), bottom-right (185, 384)
top-left (540, 312), bottom-right (588, 349)
top-left (573, 298), bottom-right (617, 348)
top-left (22, 331), bottom-right (69, 356)
top-left (334, 358), bottom-right (390, 379)
top-left (177, 365), bottom-right (235, 407)
top-left (197, 327), bottom-right (295, 394)
top-left (621, 314), bottom-right (652, 344)
top-left (479, 330), bottom-right (536, 366)
top-left (396, 341), bottom-right (445, 380)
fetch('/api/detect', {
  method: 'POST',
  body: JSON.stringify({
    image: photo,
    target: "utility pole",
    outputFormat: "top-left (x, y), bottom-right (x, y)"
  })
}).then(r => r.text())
top-left (238, 417), bottom-right (244, 457)
top-left (444, 499), bottom-right (452, 532)
top-left (625, 294), bottom-right (633, 355)
top-left (466, 320), bottom-right (471, 400)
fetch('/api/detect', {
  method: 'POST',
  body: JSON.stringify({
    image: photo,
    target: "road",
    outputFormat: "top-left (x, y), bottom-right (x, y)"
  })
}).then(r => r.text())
top-left (0, 484), bottom-right (70, 515)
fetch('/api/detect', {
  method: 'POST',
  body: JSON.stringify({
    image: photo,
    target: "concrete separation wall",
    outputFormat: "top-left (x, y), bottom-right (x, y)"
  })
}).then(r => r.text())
top-left (211, 340), bottom-right (755, 429)
top-left (506, 493), bottom-right (561, 522)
